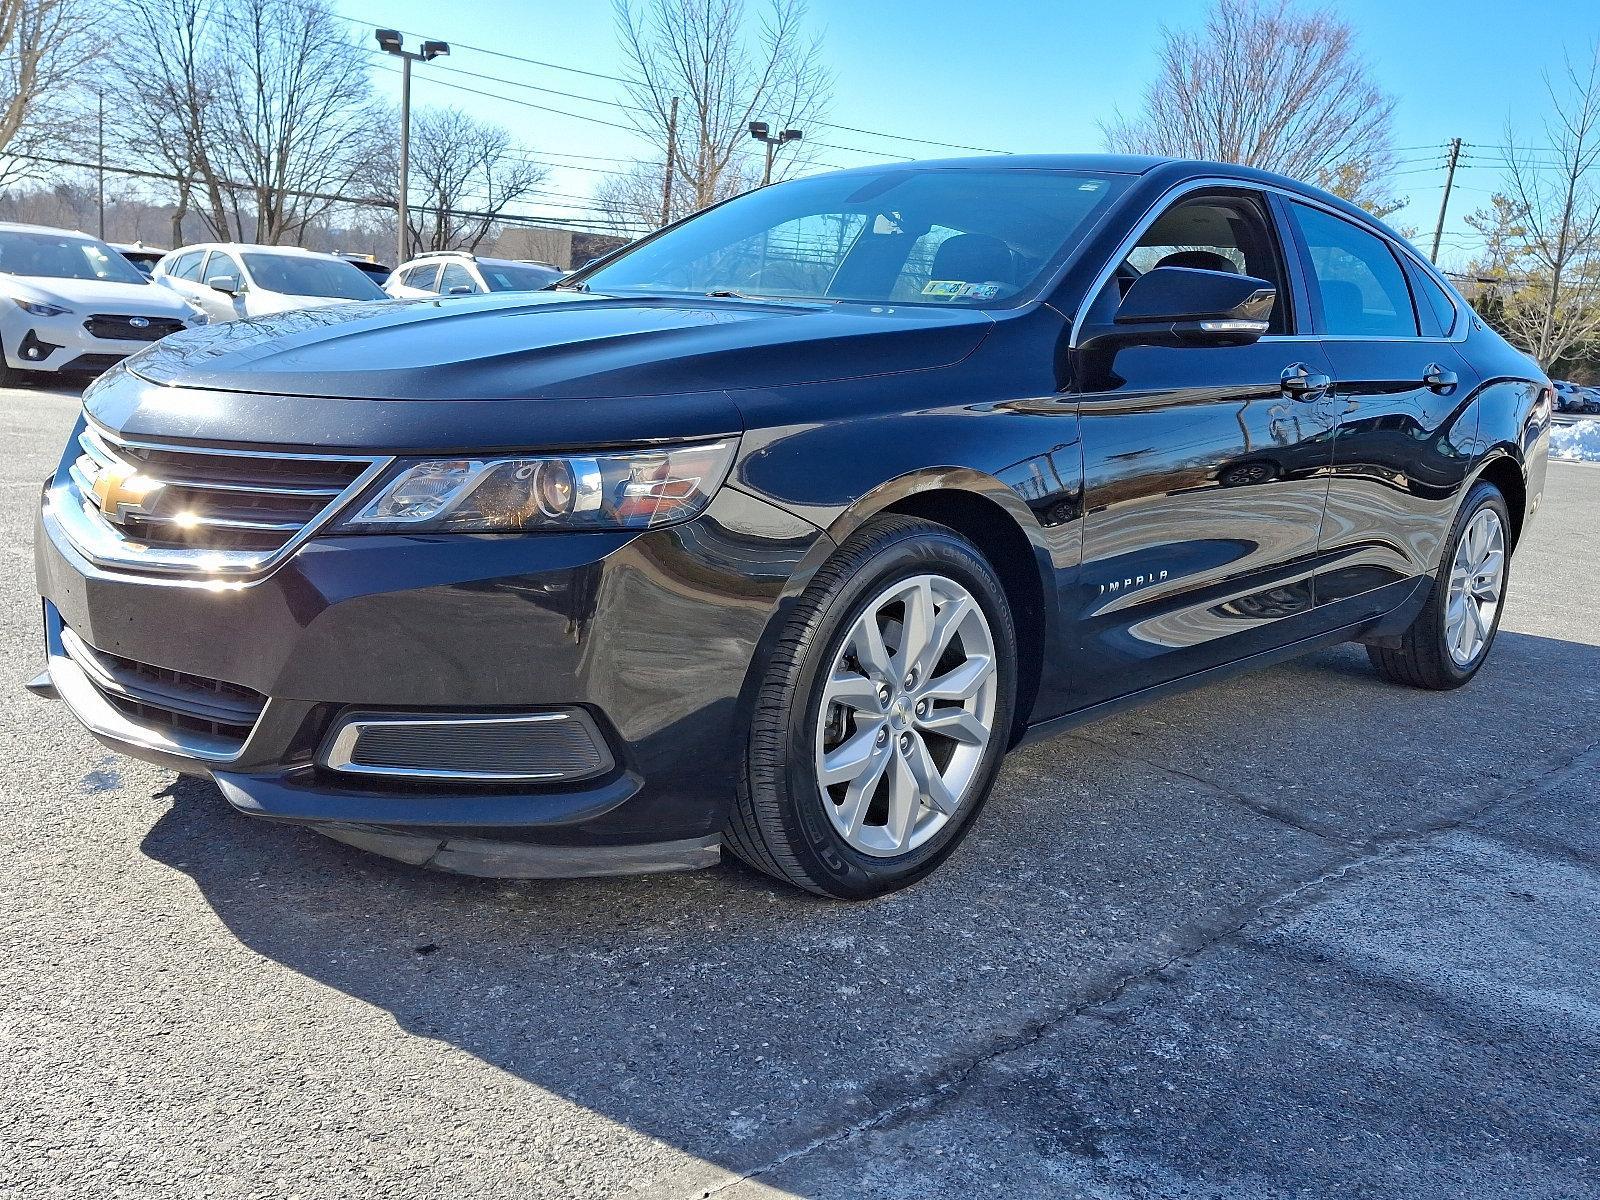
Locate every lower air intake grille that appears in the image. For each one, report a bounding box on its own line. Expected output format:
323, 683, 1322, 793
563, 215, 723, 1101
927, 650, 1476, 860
321, 711, 614, 783
59, 624, 266, 752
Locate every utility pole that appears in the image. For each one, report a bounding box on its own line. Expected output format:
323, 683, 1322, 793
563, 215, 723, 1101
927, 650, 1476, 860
96, 92, 105, 241
1430, 137, 1464, 263
375, 29, 449, 267
660, 95, 679, 228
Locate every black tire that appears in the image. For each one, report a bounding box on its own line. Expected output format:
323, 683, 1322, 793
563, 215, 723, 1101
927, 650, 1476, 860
1366, 480, 1511, 690
726, 515, 1018, 899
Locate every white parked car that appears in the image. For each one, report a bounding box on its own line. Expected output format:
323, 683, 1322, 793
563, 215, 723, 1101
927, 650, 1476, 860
0, 223, 203, 383
152, 243, 386, 322
384, 250, 562, 298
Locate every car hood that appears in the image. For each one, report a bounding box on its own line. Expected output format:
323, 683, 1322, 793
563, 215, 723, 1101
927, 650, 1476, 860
125, 290, 994, 400
2, 274, 193, 316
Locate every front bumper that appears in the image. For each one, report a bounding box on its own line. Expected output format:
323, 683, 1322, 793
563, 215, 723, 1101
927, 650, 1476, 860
34, 484, 828, 875
2, 308, 196, 374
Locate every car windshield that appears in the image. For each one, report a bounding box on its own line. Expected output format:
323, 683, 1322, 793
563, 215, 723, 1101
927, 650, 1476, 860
0, 230, 149, 285
480, 262, 561, 291
584, 168, 1131, 307
240, 253, 385, 300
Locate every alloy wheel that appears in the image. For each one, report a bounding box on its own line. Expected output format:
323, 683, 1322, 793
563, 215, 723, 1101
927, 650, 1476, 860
814, 573, 998, 857
1445, 506, 1505, 667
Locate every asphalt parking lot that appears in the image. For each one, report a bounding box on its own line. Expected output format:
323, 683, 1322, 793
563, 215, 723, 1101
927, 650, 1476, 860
3, 383, 1597, 1200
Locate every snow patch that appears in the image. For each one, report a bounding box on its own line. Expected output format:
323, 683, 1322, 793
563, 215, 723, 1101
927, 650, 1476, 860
1551, 420, 1600, 463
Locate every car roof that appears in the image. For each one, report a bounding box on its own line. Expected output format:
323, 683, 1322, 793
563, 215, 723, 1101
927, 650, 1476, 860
811, 153, 1405, 246
0, 221, 99, 240
165, 242, 343, 258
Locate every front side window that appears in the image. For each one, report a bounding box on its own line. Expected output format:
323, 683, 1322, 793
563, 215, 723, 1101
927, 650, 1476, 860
240, 253, 386, 300
0, 230, 148, 284
583, 168, 1131, 307
1289, 202, 1417, 337
437, 262, 478, 294
1116, 194, 1293, 334
202, 252, 240, 286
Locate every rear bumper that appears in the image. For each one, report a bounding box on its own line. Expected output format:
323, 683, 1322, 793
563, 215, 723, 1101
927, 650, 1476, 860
33, 483, 829, 873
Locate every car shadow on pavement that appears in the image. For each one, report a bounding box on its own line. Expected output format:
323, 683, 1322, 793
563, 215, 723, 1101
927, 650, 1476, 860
134, 629, 1600, 1192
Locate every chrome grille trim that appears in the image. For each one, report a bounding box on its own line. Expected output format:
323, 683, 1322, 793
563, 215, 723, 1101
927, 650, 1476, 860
48, 420, 391, 579
321, 711, 615, 783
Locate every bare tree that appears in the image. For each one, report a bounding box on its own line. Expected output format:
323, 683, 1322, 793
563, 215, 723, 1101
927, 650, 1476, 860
0, 0, 102, 187
100, 0, 379, 245
607, 0, 830, 231
209, 0, 381, 243
1101, 0, 1399, 214
360, 106, 550, 254
102, 0, 231, 245
1465, 44, 1600, 370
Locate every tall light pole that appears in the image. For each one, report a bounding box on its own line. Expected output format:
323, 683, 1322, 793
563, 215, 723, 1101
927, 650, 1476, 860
748, 121, 802, 186
375, 28, 449, 267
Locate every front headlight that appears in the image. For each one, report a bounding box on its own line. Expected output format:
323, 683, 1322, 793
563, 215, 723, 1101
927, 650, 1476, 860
12, 297, 71, 317
333, 440, 738, 533
181, 301, 210, 325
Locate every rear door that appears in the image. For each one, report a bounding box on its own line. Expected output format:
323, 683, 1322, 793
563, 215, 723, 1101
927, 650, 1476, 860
1281, 201, 1480, 615
1069, 188, 1339, 708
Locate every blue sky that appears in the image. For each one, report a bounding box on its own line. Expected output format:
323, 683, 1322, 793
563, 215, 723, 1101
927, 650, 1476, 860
334, 0, 1595, 271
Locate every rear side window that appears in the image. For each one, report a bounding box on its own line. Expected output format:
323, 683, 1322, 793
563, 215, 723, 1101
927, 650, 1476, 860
169, 250, 204, 281
1289, 202, 1417, 337
403, 263, 440, 291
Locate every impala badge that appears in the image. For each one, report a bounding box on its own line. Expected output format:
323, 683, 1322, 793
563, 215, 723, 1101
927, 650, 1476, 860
1097, 569, 1169, 597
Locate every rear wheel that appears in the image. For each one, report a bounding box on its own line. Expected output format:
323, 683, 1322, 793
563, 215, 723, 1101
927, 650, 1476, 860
1367, 480, 1510, 689
727, 515, 1017, 898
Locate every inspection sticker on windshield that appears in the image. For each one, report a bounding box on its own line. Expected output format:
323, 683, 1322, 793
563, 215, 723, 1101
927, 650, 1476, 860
921, 280, 965, 298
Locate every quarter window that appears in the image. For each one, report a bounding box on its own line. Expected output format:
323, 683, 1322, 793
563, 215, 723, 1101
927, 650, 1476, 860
1289, 203, 1418, 337
1408, 262, 1459, 337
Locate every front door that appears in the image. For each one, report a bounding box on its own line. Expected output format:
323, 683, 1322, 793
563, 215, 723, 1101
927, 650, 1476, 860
1069, 190, 1338, 710
1281, 200, 1481, 618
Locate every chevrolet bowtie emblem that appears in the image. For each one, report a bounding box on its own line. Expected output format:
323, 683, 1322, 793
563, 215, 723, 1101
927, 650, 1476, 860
91, 465, 164, 524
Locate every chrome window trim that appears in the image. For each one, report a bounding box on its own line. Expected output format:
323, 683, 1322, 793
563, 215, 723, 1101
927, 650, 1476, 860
1068, 175, 1469, 349
320, 710, 615, 783
46, 416, 392, 582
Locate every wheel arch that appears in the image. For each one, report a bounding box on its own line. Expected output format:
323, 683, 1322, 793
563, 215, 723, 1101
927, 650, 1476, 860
825, 469, 1058, 737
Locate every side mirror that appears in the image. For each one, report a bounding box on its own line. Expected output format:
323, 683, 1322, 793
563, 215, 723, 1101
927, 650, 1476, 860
446, 284, 474, 295
208, 275, 243, 296
1081, 266, 1274, 349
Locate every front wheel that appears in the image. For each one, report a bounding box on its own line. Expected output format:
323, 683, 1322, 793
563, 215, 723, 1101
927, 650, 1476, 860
1367, 480, 1510, 689
727, 515, 1017, 898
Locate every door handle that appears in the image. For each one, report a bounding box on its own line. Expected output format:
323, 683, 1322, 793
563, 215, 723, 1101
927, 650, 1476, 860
1281, 363, 1331, 400
1422, 363, 1458, 394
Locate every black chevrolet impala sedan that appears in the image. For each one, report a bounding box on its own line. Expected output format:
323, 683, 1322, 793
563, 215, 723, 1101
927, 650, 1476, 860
32, 155, 1550, 898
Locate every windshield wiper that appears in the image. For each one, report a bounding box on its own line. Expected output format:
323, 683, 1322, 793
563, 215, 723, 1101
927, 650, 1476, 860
704, 288, 758, 299
552, 280, 588, 292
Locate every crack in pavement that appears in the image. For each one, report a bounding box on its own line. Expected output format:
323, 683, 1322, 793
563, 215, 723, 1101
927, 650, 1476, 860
692, 736, 1600, 1198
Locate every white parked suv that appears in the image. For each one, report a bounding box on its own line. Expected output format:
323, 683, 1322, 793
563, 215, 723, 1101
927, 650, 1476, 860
384, 250, 562, 298
152, 243, 386, 323
0, 223, 203, 383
